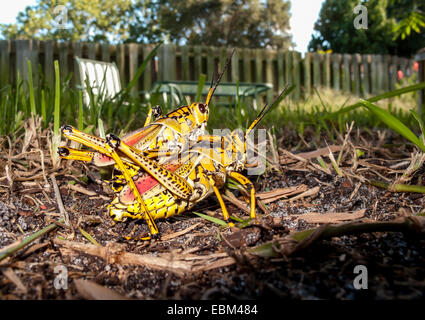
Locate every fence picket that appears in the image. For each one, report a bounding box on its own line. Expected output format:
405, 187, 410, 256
303, 52, 311, 97
313, 53, 321, 88
243, 49, 252, 83
361, 54, 370, 95
332, 54, 341, 91
342, 54, 350, 92
0, 40, 416, 101
0, 40, 10, 89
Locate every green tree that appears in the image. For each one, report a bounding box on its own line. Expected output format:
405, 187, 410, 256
122, 0, 293, 48
2, 0, 293, 49
308, 0, 425, 57
0, 0, 136, 42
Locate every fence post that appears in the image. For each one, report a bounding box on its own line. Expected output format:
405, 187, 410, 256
383, 55, 390, 92
389, 56, 398, 91
193, 45, 202, 79
277, 50, 285, 92
181, 46, 190, 80
293, 51, 301, 101
142, 44, 153, 91
128, 43, 139, 93
15, 40, 32, 82
0, 40, 10, 89
58, 41, 69, 82
361, 54, 370, 95
303, 52, 311, 97
72, 42, 82, 86
265, 49, 274, 102
323, 53, 330, 88
285, 51, 292, 91
101, 43, 110, 62
116, 43, 126, 87
342, 54, 351, 92
207, 46, 215, 82
332, 54, 341, 91
243, 48, 252, 83
87, 42, 96, 60
352, 53, 360, 96
312, 53, 321, 89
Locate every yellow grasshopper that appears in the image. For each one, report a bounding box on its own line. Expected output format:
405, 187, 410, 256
58, 49, 234, 168
59, 86, 288, 240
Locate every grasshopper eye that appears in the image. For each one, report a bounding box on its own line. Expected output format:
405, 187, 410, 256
198, 103, 206, 113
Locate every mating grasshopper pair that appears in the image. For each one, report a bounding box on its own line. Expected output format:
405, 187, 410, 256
59, 62, 287, 240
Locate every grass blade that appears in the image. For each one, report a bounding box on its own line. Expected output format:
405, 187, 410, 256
79, 227, 101, 246
361, 100, 425, 152
195, 73, 206, 102
193, 212, 228, 227
27, 60, 36, 115
78, 90, 84, 131
328, 82, 425, 118
54, 60, 60, 136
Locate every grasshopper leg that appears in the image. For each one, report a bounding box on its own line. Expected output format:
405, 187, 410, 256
106, 133, 194, 200
229, 171, 256, 219
105, 137, 160, 239
207, 175, 235, 227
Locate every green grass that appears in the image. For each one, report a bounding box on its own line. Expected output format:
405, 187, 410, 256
0, 53, 424, 147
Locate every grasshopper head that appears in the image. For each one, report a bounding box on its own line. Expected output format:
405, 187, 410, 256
190, 102, 209, 129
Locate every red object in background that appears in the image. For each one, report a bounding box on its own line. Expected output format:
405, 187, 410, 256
413, 61, 419, 72
397, 70, 404, 80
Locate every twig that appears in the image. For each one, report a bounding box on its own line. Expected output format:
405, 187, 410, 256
50, 173, 70, 226
249, 216, 425, 258
0, 219, 63, 262
369, 180, 425, 194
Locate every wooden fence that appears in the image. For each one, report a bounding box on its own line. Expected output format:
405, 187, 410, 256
0, 40, 416, 101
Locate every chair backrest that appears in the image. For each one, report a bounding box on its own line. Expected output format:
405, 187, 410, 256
75, 57, 122, 106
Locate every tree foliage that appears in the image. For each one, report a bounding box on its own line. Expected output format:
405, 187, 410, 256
129, 0, 292, 49
0, 0, 135, 42
308, 0, 425, 57
1, 0, 293, 49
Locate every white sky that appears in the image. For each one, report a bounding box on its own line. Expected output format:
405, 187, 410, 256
0, 0, 325, 52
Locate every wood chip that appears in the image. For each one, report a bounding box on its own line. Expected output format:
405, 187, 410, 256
280, 145, 342, 164
294, 209, 366, 224
296, 145, 342, 160
23, 242, 49, 256
257, 185, 308, 204
161, 223, 201, 241
74, 279, 128, 300
53, 239, 237, 276
192, 257, 236, 272
2, 268, 27, 294
68, 183, 97, 196
281, 186, 320, 202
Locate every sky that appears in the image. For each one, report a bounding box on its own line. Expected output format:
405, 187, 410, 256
0, 0, 325, 53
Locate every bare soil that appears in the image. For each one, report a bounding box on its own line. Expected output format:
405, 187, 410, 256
0, 125, 424, 300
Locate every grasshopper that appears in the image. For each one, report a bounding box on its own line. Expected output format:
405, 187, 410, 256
59, 85, 288, 240
58, 49, 234, 167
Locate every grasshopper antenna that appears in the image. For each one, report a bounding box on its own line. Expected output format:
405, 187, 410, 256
246, 84, 291, 135
205, 48, 235, 106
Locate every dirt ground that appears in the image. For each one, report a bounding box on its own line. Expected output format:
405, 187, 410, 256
0, 123, 424, 300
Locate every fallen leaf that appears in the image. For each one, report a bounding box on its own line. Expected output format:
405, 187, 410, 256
74, 279, 128, 300
257, 185, 307, 204
294, 209, 366, 224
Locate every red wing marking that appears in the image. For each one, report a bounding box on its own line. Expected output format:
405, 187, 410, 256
119, 163, 180, 203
